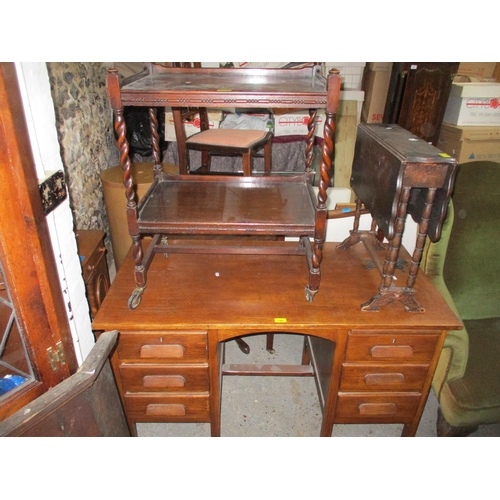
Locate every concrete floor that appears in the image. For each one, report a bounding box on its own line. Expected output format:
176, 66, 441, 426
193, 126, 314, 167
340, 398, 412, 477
137, 333, 500, 438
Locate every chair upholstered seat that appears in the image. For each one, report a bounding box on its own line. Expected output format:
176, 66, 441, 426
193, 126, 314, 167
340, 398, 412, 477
186, 129, 268, 149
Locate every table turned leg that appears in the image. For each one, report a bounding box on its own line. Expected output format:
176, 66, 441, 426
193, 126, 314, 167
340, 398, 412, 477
361, 187, 424, 312
406, 188, 437, 290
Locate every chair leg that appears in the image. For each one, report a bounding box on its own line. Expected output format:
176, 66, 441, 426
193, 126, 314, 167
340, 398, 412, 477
200, 150, 210, 173
266, 334, 275, 354
436, 406, 478, 437
242, 151, 252, 176
235, 337, 250, 354
264, 138, 272, 175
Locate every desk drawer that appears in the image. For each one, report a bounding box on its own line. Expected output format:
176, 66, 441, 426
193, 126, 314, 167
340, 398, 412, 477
339, 364, 429, 392
125, 393, 210, 422
118, 331, 208, 362
345, 331, 439, 363
119, 364, 209, 393
335, 393, 421, 423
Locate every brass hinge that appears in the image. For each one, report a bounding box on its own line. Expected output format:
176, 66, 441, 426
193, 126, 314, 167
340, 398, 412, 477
47, 341, 67, 371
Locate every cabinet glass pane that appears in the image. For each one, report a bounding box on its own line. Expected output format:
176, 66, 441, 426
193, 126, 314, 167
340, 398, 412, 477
0, 263, 35, 399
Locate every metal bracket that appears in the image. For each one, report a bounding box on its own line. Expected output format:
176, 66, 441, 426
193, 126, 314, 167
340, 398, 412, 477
47, 341, 67, 371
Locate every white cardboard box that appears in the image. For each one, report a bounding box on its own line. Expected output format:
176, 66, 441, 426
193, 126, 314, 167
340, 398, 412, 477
273, 110, 326, 137
443, 82, 500, 126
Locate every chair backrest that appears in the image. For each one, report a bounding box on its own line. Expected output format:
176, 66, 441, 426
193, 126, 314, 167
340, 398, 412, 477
166, 62, 210, 130
442, 161, 500, 320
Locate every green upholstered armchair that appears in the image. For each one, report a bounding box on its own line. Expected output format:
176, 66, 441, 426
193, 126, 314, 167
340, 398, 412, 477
421, 160, 500, 437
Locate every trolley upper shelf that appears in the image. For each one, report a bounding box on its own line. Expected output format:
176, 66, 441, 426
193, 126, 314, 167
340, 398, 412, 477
116, 64, 331, 109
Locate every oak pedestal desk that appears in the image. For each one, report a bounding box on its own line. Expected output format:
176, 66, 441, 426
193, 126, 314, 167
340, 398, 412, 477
92, 242, 461, 437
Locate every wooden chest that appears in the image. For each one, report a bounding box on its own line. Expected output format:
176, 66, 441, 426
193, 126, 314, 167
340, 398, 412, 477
76, 230, 110, 319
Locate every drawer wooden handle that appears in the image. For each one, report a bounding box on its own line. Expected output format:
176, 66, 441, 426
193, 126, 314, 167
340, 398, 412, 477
364, 373, 405, 386
370, 345, 413, 359
146, 404, 186, 417
140, 344, 185, 358
143, 375, 186, 388
358, 403, 398, 415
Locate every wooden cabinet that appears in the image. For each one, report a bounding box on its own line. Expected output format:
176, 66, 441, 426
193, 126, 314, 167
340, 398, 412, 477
383, 62, 459, 145
76, 230, 110, 319
92, 242, 461, 437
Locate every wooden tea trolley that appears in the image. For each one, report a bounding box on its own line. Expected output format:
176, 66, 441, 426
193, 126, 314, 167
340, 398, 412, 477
106, 64, 341, 309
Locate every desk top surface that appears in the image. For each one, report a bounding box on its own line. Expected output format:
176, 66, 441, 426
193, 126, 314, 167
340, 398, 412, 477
92, 242, 461, 333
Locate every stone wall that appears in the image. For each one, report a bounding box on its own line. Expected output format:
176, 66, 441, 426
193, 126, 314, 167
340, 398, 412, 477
46, 62, 119, 272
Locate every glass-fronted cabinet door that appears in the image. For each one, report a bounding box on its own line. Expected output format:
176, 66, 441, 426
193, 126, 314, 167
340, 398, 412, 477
0, 62, 78, 421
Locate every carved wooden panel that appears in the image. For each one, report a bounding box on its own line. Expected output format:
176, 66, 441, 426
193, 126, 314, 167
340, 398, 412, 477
383, 62, 459, 145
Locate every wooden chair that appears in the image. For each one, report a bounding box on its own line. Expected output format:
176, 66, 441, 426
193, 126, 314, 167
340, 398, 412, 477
186, 128, 273, 176
0, 330, 130, 437
168, 63, 273, 176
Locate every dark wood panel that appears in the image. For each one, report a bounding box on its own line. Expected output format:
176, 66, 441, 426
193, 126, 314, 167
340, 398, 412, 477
384, 62, 459, 145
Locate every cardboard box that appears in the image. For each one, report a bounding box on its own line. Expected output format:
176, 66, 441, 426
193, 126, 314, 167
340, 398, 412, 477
494, 63, 500, 83
437, 122, 500, 163
164, 111, 222, 141
457, 62, 497, 79
273, 110, 326, 137
366, 62, 392, 72
443, 82, 500, 126
361, 63, 393, 124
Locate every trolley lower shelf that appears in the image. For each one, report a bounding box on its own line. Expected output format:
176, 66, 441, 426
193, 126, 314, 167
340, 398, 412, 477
126, 173, 325, 309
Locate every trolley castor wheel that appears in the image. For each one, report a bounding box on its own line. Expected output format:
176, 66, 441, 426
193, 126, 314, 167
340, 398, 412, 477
128, 287, 145, 310
305, 286, 317, 303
